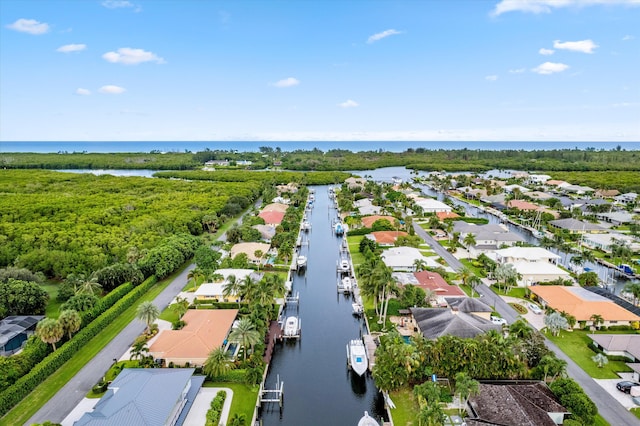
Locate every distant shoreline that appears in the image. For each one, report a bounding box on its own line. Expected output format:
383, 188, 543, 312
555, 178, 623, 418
1, 140, 639, 154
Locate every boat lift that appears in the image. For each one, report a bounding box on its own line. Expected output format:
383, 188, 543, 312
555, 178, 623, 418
259, 374, 284, 408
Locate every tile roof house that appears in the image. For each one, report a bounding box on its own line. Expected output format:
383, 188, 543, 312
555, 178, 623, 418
595, 189, 620, 199
74, 368, 204, 426
529, 286, 640, 327
149, 309, 238, 366
548, 218, 606, 233
345, 177, 367, 190
253, 224, 276, 241
230, 242, 271, 263
258, 210, 285, 225
366, 231, 408, 246
361, 215, 396, 228
0, 315, 44, 356
409, 303, 500, 339
466, 382, 569, 426
507, 200, 540, 211
261, 202, 289, 213
413, 271, 465, 305
436, 211, 460, 220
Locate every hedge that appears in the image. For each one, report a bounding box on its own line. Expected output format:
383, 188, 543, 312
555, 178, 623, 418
0, 276, 158, 417
205, 390, 227, 426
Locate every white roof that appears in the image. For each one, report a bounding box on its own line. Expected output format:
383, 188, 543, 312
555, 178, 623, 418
504, 184, 531, 193
414, 198, 452, 211
381, 246, 425, 268
495, 247, 560, 261
213, 268, 256, 281
194, 283, 226, 297
511, 261, 570, 276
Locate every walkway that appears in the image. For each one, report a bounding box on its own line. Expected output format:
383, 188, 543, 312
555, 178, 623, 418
27, 203, 260, 425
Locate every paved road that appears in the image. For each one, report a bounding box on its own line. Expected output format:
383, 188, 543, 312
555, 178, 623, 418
27, 201, 260, 425
413, 224, 640, 425
27, 262, 197, 425
412, 222, 463, 271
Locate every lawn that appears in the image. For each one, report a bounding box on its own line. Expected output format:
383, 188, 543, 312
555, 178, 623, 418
347, 235, 366, 267
389, 387, 419, 425
1, 265, 186, 426
459, 259, 487, 278
41, 282, 63, 319
547, 330, 633, 379
491, 286, 529, 300
205, 381, 259, 425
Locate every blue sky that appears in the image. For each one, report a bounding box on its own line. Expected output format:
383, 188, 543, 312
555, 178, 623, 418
1, 0, 639, 142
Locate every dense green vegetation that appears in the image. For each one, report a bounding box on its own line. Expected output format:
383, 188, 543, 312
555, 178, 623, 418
0, 152, 200, 170
549, 171, 640, 193
154, 169, 351, 185
0, 170, 261, 278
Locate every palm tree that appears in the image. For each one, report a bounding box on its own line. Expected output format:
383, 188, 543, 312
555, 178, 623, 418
229, 414, 247, 426
203, 347, 235, 379
590, 314, 604, 330
264, 273, 286, 297
413, 259, 428, 272
35, 318, 64, 351
467, 275, 482, 298
592, 353, 609, 368
454, 372, 479, 416
136, 301, 160, 333
544, 312, 568, 336
508, 319, 533, 339
187, 268, 205, 291
624, 282, 640, 306
463, 233, 476, 250
171, 296, 190, 320
57, 309, 81, 339
130, 339, 150, 362
75, 275, 102, 296
254, 250, 264, 271
493, 263, 520, 293
222, 274, 243, 306
228, 317, 262, 361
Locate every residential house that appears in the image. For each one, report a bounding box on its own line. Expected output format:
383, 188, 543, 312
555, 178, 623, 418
261, 202, 289, 213
205, 160, 230, 167
275, 183, 298, 194
230, 242, 271, 264
445, 297, 493, 321
258, 210, 285, 226
366, 231, 408, 246
583, 232, 640, 253
413, 271, 466, 305
493, 247, 569, 286
0, 315, 44, 356
452, 221, 524, 256
526, 174, 552, 185
74, 368, 204, 426
345, 177, 367, 191
526, 191, 555, 201
361, 215, 396, 229
615, 193, 638, 205
436, 211, 460, 221
413, 197, 452, 213
354, 198, 383, 216
507, 199, 540, 212
595, 189, 620, 199
548, 218, 606, 234
560, 184, 594, 195
596, 211, 635, 226
503, 184, 531, 194
529, 286, 640, 328
466, 382, 569, 426
545, 180, 567, 188
409, 298, 500, 339
588, 334, 640, 381
149, 309, 238, 366
195, 269, 262, 302
381, 246, 427, 272
253, 224, 276, 241
270, 196, 290, 205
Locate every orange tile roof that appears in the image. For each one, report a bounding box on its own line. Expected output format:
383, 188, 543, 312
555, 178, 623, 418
261, 203, 289, 212
258, 210, 285, 225
529, 286, 640, 321
507, 200, 540, 211
546, 180, 566, 186
370, 231, 407, 245
413, 271, 466, 297
436, 211, 461, 220
361, 215, 396, 228
149, 309, 238, 361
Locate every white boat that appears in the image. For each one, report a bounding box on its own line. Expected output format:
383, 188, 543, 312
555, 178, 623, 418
296, 255, 307, 269
347, 339, 368, 376
335, 222, 345, 235
302, 221, 311, 231
358, 411, 379, 426
342, 276, 352, 292
283, 316, 299, 337
340, 259, 350, 272
352, 303, 364, 316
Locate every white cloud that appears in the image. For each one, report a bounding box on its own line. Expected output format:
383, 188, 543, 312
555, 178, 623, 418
102, 48, 165, 65
532, 62, 570, 74
57, 44, 86, 53
367, 29, 402, 44
553, 39, 598, 53
492, 0, 640, 16
102, 0, 133, 8
485, 75, 498, 81
271, 77, 300, 88
539, 48, 555, 55
622, 35, 634, 41
75, 88, 91, 96
6, 18, 49, 35
338, 99, 359, 108
509, 68, 526, 73
98, 85, 126, 94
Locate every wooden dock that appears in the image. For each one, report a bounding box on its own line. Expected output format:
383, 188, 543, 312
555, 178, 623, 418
263, 321, 281, 364
363, 334, 378, 371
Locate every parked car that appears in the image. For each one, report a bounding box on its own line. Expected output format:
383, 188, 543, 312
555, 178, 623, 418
528, 302, 543, 315
491, 315, 507, 325
616, 381, 640, 394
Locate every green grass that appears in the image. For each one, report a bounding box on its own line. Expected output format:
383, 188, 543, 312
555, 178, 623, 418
41, 282, 63, 319
1, 266, 187, 426
389, 387, 419, 426
205, 381, 259, 426
631, 408, 640, 420
459, 259, 487, 278
347, 235, 366, 267
595, 414, 611, 426
547, 330, 633, 379
159, 305, 180, 323
492, 286, 529, 299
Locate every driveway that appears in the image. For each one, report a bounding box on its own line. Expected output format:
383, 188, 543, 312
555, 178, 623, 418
595, 373, 638, 410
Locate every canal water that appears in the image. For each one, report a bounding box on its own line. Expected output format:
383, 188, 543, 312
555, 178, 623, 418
260, 185, 386, 426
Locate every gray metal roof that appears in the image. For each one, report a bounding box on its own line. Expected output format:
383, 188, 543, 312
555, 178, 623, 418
410, 308, 501, 339
0, 315, 44, 346
74, 368, 197, 426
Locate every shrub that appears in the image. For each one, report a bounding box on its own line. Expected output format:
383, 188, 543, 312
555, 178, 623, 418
205, 390, 227, 426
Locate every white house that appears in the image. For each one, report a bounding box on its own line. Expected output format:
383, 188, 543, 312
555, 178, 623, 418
503, 184, 530, 194
413, 197, 452, 214
615, 193, 638, 205
583, 233, 640, 253
527, 174, 552, 185
381, 247, 427, 272
493, 247, 569, 286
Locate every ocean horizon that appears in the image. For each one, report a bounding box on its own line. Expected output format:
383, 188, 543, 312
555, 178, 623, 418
1, 141, 638, 153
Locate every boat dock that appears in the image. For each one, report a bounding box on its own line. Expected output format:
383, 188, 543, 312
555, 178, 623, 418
363, 334, 377, 372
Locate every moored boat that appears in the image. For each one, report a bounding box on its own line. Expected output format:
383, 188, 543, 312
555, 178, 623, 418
347, 339, 368, 376
283, 316, 300, 337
